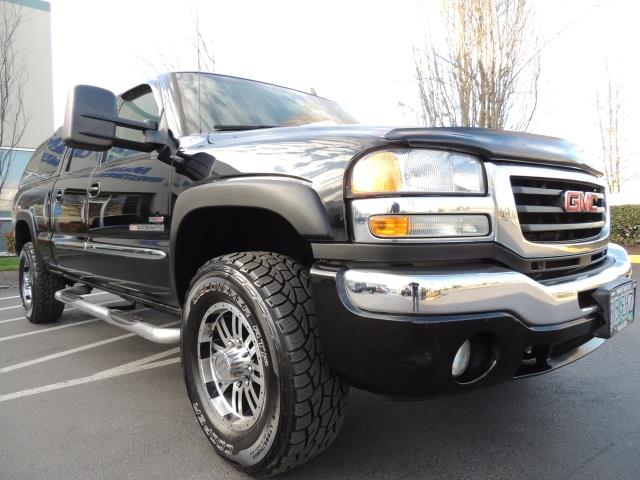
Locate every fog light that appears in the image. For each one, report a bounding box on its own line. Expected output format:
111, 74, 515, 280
452, 339, 471, 378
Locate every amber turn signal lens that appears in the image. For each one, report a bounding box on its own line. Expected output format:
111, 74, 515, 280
350, 151, 403, 194
369, 214, 490, 238
369, 215, 411, 237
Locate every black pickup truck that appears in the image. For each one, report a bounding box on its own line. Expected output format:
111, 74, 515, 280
12, 72, 635, 476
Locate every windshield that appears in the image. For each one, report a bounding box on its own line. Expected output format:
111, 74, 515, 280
175, 72, 358, 134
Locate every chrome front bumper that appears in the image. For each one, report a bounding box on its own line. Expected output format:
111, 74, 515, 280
330, 243, 631, 326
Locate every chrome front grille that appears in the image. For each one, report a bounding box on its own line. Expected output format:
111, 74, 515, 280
510, 176, 606, 243
489, 163, 609, 263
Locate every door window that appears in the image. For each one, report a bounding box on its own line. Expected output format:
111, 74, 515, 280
104, 86, 160, 164
21, 133, 66, 184
40, 136, 66, 174
66, 149, 100, 175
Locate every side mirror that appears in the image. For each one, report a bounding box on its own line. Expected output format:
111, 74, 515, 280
62, 84, 166, 152
62, 85, 117, 151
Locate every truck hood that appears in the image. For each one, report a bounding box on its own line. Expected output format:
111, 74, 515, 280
199, 124, 598, 175
385, 127, 600, 174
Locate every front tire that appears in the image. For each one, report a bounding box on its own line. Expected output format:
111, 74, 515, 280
19, 242, 65, 323
181, 252, 348, 476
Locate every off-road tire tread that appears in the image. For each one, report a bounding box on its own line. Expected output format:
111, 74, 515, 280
21, 242, 65, 324
192, 252, 348, 476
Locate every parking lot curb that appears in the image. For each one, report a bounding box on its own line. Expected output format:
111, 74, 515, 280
630, 255, 640, 264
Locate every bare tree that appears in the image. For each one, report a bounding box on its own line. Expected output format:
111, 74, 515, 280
596, 73, 622, 193
193, 9, 216, 73
414, 0, 540, 131
140, 1, 215, 74
0, 0, 28, 196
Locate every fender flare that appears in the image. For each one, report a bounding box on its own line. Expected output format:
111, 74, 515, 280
169, 175, 334, 264
14, 210, 39, 255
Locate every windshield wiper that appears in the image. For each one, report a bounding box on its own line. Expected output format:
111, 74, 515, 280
213, 125, 279, 132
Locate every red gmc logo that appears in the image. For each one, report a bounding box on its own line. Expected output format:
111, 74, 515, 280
563, 191, 600, 213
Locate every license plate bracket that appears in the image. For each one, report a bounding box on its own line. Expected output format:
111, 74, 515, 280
593, 278, 636, 338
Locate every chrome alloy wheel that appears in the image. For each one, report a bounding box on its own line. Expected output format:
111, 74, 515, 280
20, 254, 33, 312
197, 301, 266, 431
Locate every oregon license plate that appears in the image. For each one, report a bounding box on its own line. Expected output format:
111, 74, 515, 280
608, 281, 636, 336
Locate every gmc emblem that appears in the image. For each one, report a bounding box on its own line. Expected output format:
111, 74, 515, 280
563, 191, 600, 213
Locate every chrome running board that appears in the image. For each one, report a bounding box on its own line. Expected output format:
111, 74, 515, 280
54, 286, 180, 345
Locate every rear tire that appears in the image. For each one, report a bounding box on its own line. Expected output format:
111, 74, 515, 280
19, 242, 65, 324
181, 252, 348, 476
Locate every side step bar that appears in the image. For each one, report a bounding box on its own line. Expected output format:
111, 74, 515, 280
55, 286, 181, 345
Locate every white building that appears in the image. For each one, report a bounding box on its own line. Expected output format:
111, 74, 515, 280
0, 0, 53, 249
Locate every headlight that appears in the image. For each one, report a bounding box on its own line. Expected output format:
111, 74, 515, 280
350, 149, 485, 195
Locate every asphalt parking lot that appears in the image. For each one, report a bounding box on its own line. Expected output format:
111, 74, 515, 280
0, 270, 639, 480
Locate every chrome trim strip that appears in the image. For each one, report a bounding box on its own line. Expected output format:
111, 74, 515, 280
85, 242, 167, 259
521, 220, 606, 232
51, 239, 167, 259
351, 196, 495, 243
338, 243, 631, 326
52, 239, 86, 251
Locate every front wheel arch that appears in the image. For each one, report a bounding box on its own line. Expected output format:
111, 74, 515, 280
14, 215, 35, 255
172, 206, 315, 306
169, 177, 334, 305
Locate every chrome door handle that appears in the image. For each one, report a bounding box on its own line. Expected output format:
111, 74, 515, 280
88, 182, 101, 198
54, 189, 64, 203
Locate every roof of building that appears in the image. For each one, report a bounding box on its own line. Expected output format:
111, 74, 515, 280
4, 0, 50, 13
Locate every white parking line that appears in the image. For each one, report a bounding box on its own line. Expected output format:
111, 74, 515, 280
0, 318, 176, 374
0, 303, 151, 341
100, 347, 180, 374
0, 295, 20, 301
0, 303, 29, 312
0, 319, 100, 342
0, 291, 111, 311
0, 299, 127, 325
0, 315, 31, 325
1, 332, 137, 373
0, 352, 180, 403
0, 293, 112, 302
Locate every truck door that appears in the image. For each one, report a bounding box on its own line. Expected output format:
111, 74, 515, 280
50, 148, 100, 276
84, 85, 174, 305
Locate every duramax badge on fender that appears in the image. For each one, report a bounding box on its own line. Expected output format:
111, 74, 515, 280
12, 72, 635, 476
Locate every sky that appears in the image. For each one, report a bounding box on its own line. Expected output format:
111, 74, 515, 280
48, 0, 639, 201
